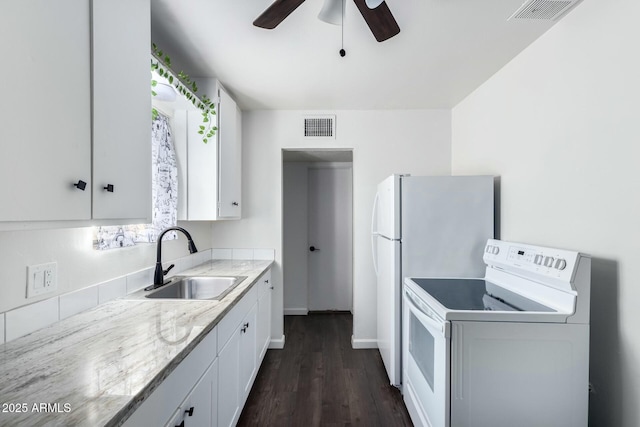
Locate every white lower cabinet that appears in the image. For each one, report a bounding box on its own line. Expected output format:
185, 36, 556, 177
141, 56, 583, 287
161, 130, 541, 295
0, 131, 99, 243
239, 303, 258, 402
257, 270, 273, 363
124, 268, 271, 427
217, 285, 259, 427
218, 326, 242, 427
168, 358, 218, 427
123, 327, 218, 427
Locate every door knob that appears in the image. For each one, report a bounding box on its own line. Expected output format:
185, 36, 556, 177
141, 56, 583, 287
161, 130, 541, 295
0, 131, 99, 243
309, 246, 319, 252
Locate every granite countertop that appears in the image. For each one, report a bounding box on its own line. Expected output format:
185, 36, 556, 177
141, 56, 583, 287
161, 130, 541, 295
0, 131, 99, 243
0, 259, 273, 427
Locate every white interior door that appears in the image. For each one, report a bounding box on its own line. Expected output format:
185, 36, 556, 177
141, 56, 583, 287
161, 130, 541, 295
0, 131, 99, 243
307, 166, 353, 311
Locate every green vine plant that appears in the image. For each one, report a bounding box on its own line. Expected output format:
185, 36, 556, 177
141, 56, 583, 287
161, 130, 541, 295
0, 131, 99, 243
150, 43, 217, 143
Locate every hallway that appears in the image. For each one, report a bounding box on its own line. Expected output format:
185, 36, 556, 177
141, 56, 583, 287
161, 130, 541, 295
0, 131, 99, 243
238, 313, 412, 426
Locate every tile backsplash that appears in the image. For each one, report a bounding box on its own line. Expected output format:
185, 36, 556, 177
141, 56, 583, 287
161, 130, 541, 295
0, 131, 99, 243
5, 297, 59, 342
98, 277, 128, 305
59, 286, 99, 320
0, 248, 274, 344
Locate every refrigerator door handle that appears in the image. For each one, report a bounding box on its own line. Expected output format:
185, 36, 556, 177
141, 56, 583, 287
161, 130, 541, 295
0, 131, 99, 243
371, 192, 380, 275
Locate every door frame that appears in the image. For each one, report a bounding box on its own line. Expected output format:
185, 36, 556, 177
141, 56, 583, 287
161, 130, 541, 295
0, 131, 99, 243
281, 149, 354, 315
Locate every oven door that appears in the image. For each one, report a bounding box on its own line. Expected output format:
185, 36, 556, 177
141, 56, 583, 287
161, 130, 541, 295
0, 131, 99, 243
403, 286, 451, 427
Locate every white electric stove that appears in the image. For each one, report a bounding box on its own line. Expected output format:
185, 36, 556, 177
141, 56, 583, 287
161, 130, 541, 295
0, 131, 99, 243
402, 238, 590, 427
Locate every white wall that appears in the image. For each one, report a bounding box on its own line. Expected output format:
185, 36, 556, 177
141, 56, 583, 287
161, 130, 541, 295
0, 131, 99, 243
451, 0, 640, 425
282, 162, 309, 314
0, 221, 212, 313
211, 110, 451, 345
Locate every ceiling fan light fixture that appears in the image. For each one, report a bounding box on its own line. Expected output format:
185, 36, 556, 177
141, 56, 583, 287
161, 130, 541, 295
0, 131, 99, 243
318, 0, 344, 25
364, 0, 384, 9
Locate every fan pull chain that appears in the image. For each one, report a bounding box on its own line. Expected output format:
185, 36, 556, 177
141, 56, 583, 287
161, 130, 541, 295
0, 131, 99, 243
339, 0, 346, 57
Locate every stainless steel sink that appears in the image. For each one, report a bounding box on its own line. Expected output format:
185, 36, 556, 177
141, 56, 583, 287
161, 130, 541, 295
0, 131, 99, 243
145, 275, 247, 300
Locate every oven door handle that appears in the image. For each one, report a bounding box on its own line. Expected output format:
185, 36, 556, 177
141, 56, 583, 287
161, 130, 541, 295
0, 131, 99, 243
404, 289, 449, 338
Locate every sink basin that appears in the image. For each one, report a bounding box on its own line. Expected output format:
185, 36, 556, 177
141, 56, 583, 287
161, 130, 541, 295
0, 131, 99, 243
145, 276, 247, 300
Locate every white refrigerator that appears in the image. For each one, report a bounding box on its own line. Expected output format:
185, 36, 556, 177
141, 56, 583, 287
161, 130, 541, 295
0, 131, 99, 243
372, 174, 495, 387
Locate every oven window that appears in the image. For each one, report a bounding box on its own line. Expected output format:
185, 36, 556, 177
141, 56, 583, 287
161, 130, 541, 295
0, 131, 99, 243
409, 312, 435, 391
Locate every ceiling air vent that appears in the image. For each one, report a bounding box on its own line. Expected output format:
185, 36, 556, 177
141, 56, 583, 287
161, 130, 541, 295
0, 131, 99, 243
304, 115, 336, 139
508, 0, 582, 21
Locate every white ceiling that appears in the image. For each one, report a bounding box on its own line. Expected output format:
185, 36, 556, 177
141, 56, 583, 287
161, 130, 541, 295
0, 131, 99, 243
150, 0, 560, 111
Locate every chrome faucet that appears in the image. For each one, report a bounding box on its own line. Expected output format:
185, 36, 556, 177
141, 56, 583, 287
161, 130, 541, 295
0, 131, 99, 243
153, 226, 198, 287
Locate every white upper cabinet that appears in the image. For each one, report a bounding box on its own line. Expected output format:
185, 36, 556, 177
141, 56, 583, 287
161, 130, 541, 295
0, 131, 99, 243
0, 0, 151, 227
186, 108, 218, 220
91, 0, 151, 220
183, 81, 242, 221
0, 0, 92, 222
217, 87, 242, 219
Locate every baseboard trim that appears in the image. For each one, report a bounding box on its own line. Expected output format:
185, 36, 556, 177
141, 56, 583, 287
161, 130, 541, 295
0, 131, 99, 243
284, 308, 308, 315
269, 334, 285, 349
351, 336, 378, 349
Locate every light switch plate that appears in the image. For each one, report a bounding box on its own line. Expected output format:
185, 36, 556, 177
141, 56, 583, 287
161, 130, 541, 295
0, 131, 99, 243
27, 262, 58, 298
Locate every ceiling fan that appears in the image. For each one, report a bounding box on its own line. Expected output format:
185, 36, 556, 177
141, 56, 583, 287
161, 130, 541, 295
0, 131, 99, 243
253, 0, 400, 42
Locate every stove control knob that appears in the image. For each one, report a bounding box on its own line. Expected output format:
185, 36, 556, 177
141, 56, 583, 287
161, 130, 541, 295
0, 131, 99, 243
554, 258, 567, 270
491, 246, 500, 255
534, 254, 544, 265
485, 245, 492, 253
543, 256, 554, 267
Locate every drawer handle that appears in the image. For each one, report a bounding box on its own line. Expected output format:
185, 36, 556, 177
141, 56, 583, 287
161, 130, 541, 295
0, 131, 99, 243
232, 201, 239, 206
185, 406, 194, 417
73, 180, 87, 191
103, 184, 115, 192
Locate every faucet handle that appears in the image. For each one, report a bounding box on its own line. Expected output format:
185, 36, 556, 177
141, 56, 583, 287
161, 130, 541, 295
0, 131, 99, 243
163, 264, 175, 276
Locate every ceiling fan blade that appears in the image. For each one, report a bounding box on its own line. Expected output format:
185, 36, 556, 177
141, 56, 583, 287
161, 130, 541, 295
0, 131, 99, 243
253, 0, 307, 29
352, 0, 400, 42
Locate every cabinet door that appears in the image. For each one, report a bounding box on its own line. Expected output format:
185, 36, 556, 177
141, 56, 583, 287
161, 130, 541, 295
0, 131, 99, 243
187, 109, 218, 220
0, 0, 91, 222
218, 327, 241, 427
257, 271, 272, 363
91, 0, 151, 220
181, 359, 215, 427
239, 303, 258, 403
217, 86, 241, 218
211, 358, 219, 427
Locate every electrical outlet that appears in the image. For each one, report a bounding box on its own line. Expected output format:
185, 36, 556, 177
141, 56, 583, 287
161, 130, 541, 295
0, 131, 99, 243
27, 262, 58, 298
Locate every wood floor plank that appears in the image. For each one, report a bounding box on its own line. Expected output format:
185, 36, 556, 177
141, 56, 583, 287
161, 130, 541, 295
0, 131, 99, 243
238, 313, 413, 426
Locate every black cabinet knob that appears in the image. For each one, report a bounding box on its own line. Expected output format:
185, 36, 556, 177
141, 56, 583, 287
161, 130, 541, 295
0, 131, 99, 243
185, 407, 194, 417
232, 201, 239, 206
175, 421, 184, 427
309, 246, 318, 252
74, 180, 87, 191
103, 184, 114, 192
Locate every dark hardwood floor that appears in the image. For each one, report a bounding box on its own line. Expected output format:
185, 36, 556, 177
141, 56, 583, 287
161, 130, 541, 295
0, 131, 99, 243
238, 313, 413, 426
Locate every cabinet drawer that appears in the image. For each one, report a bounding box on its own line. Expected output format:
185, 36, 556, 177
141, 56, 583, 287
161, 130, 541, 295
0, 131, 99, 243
217, 285, 258, 350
